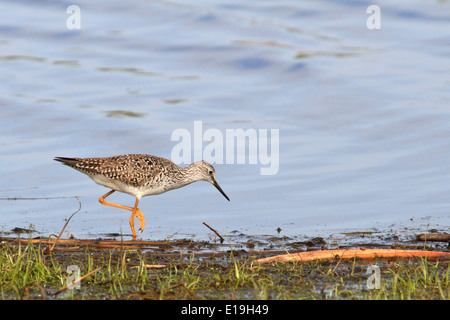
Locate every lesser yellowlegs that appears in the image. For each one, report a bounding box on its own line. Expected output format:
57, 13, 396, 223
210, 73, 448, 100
54, 154, 230, 239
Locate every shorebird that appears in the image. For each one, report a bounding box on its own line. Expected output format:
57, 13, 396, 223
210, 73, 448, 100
54, 154, 230, 239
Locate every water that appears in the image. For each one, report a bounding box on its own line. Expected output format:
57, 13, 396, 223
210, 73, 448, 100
1, 0, 449, 241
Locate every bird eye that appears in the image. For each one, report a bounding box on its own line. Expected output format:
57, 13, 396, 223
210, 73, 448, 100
208, 170, 213, 175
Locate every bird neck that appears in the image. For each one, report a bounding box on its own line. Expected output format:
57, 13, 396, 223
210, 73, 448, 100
179, 162, 203, 185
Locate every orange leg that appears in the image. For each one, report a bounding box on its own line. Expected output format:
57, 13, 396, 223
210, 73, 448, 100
98, 190, 146, 239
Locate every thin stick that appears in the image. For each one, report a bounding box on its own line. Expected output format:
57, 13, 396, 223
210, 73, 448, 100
8, 238, 209, 247
49, 196, 81, 252
53, 267, 102, 296
33, 283, 46, 300
416, 233, 450, 242
255, 248, 450, 265
142, 264, 168, 269
164, 283, 196, 299
0, 196, 78, 200
203, 222, 224, 244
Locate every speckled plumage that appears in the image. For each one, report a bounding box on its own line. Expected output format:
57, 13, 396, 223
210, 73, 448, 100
54, 154, 230, 239
55, 155, 183, 197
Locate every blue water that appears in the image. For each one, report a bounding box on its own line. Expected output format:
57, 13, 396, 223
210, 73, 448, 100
1, 0, 449, 241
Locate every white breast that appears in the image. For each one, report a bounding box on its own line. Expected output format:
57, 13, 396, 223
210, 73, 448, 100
90, 174, 167, 199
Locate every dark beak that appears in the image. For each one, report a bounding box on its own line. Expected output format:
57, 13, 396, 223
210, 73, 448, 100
212, 179, 230, 201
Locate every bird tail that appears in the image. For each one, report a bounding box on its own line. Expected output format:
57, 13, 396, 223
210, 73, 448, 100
54, 157, 80, 167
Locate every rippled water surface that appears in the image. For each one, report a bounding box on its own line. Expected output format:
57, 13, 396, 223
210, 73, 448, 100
1, 0, 449, 241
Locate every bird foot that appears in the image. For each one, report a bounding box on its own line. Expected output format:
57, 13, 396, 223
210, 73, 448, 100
135, 208, 145, 232
129, 208, 145, 240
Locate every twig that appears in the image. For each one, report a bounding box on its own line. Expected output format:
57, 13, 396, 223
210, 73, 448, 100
164, 283, 196, 299
141, 264, 168, 269
8, 238, 191, 247
202, 222, 224, 244
53, 267, 101, 296
416, 233, 450, 242
47, 196, 81, 253
33, 283, 46, 300
423, 223, 429, 250
0, 196, 78, 200
255, 248, 450, 265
